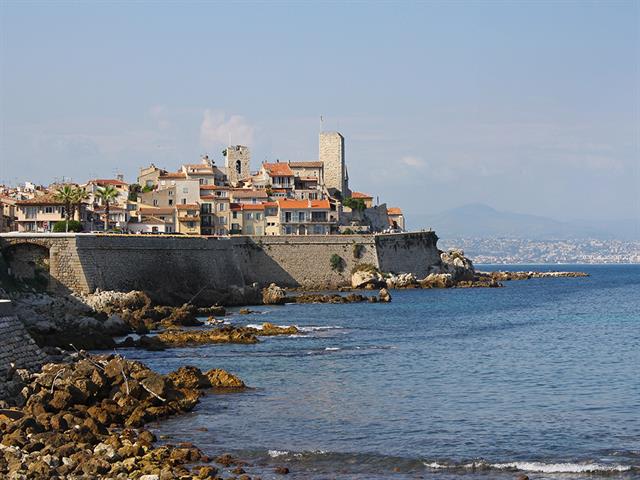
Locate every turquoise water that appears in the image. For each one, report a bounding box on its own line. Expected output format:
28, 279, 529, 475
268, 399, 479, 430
122, 265, 640, 479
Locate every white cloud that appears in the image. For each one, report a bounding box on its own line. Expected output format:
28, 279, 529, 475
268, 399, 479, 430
199, 110, 254, 149
401, 155, 426, 168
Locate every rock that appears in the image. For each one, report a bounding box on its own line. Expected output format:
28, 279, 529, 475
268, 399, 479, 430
385, 272, 417, 289
168, 366, 210, 390
205, 369, 246, 388
197, 465, 219, 478
215, 453, 237, 466
515, 475, 529, 480
262, 283, 287, 305
351, 266, 385, 289
274, 466, 290, 474
293, 293, 369, 304
438, 249, 475, 281
251, 322, 299, 336
239, 308, 253, 314
419, 273, 454, 289
378, 288, 392, 303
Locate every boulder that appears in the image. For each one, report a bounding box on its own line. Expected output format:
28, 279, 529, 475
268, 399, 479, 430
420, 273, 454, 288
351, 268, 385, 289
378, 288, 392, 303
385, 273, 417, 289
205, 369, 245, 388
439, 249, 475, 281
262, 283, 287, 305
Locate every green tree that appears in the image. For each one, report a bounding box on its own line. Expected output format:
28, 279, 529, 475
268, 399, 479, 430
53, 220, 82, 233
53, 184, 76, 232
128, 183, 142, 201
343, 197, 366, 211
95, 185, 119, 232
70, 187, 89, 222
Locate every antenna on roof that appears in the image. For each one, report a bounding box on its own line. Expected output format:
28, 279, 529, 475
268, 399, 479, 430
320, 115, 324, 133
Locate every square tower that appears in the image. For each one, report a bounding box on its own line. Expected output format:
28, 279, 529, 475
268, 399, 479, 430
225, 145, 251, 186
319, 132, 348, 195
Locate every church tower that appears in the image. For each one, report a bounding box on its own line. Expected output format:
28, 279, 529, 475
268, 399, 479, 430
319, 131, 348, 196
225, 145, 251, 186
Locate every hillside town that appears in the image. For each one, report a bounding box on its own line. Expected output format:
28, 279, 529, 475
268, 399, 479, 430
0, 132, 405, 236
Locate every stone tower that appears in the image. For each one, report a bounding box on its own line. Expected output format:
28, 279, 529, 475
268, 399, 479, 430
319, 132, 348, 195
225, 145, 251, 186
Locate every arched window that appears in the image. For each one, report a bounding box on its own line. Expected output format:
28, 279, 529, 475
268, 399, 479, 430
235, 160, 242, 174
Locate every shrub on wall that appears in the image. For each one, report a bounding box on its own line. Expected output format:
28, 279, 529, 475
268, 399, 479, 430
351, 262, 379, 275
53, 220, 83, 233
352, 244, 365, 259
330, 254, 345, 273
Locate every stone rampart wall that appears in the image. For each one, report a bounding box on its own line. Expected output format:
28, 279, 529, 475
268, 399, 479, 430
0, 232, 441, 302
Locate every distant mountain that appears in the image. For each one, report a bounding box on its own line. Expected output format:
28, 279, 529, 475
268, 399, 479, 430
409, 204, 640, 240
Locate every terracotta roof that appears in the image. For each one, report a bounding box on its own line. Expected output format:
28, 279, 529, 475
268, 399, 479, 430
176, 203, 199, 210
262, 162, 294, 176
242, 204, 265, 211
263, 201, 278, 207
277, 199, 330, 210
159, 172, 187, 179
289, 161, 323, 168
138, 207, 175, 215
200, 194, 230, 201
88, 179, 128, 186
230, 190, 268, 199
135, 216, 165, 225
351, 191, 373, 199
387, 207, 403, 215
15, 193, 64, 206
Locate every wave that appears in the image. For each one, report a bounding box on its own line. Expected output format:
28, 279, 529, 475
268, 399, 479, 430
298, 325, 344, 332
425, 459, 636, 474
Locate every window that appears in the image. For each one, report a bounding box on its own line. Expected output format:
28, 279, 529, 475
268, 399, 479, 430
232, 211, 238, 219
298, 211, 305, 222
168, 199, 173, 206
183, 187, 189, 194
284, 212, 292, 223
201, 203, 211, 214
245, 212, 253, 220
199, 179, 205, 185
285, 225, 292, 234
255, 213, 262, 220
153, 199, 158, 206
218, 203, 225, 211
44, 206, 54, 214
235, 160, 242, 174
182, 199, 186, 205
167, 226, 173, 233
187, 222, 195, 228
160, 181, 166, 186
168, 190, 173, 196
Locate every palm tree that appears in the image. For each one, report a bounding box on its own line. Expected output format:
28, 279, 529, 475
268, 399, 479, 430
71, 187, 89, 222
53, 185, 75, 232
95, 185, 119, 232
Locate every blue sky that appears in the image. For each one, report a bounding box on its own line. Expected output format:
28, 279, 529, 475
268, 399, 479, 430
1, 1, 638, 223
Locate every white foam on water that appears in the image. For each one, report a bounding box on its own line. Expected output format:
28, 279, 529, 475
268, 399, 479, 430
324, 347, 341, 351
424, 460, 634, 474
298, 325, 344, 332
492, 461, 633, 473
268, 450, 289, 458
245, 324, 291, 330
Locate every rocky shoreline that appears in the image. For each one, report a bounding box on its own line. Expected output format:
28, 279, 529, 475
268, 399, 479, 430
0, 353, 270, 479
0, 249, 590, 479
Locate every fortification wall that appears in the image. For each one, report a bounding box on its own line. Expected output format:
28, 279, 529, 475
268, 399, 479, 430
0, 232, 440, 303
0, 301, 48, 399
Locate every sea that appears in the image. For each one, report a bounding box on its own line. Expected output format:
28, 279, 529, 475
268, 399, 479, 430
119, 265, 640, 479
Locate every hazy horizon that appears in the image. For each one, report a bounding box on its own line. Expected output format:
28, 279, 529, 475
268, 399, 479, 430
1, 2, 638, 222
